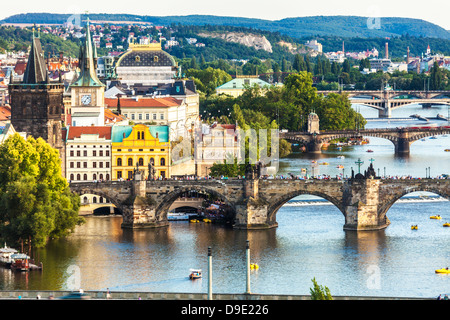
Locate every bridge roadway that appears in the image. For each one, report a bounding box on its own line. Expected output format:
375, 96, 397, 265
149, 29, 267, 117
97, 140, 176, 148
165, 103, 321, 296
69, 174, 450, 232
280, 126, 450, 154
316, 90, 450, 118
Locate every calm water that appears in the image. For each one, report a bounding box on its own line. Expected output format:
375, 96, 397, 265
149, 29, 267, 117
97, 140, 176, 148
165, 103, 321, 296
0, 104, 448, 298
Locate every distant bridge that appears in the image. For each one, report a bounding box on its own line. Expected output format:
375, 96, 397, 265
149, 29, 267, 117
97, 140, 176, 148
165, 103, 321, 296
317, 90, 450, 118
281, 126, 450, 154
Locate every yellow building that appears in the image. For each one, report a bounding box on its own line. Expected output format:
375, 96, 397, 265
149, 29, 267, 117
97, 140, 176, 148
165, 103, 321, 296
111, 124, 170, 180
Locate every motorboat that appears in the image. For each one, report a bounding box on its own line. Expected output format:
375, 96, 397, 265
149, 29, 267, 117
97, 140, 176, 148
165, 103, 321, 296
435, 268, 450, 274
10, 253, 30, 271
443, 222, 450, 227
0, 243, 18, 267
445, 149, 450, 152
336, 165, 344, 169
367, 149, 374, 153
430, 215, 442, 219
189, 269, 202, 279
203, 218, 212, 223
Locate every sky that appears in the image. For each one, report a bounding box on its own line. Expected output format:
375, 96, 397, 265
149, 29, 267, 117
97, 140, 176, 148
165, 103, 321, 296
1, 0, 449, 30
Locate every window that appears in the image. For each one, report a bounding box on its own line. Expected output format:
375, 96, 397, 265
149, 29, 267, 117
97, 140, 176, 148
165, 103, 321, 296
83, 174, 88, 181
93, 162, 97, 168
76, 150, 80, 157
99, 162, 103, 168
93, 174, 97, 181
106, 162, 110, 168
93, 150, 97, 157
76, 174, 81, 180
117, 171, 122, 179
138, 158, 144, 166
117, 158, 122, 166
99, 174, 103, 181
146, 114, 150, 120
160, 158, 166, 166
70, 150, 74, 157
153, 114, 157, 120
77, 162, 81, 168
138, 114, 142, 120
83, 162, 87, 168
106, 174, 110, 181
70, 174, 74, 181
160, 114, 164, 120
83, 150, 87, 157
127, 171, 133, 179
99, 150, 103, 157
131, 114, 135, 120
106, 150, 110, 156
70, 162, 74, 168
141, 131, 145, 139
128, 158, 133, 166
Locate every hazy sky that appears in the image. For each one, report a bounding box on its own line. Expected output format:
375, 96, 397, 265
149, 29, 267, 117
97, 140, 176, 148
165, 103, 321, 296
1, 0, 449, 30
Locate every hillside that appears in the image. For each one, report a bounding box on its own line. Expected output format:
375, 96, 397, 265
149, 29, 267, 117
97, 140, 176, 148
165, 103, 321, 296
2, 13, 449, 40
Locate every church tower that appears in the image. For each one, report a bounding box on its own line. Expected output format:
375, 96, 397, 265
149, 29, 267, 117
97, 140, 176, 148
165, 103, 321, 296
8, 28, 66, 174
70, 17, 106, 126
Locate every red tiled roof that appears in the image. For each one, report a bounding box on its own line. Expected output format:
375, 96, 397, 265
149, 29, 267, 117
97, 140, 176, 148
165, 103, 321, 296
105, 96, 183, 108
104, 108, 126, 123
67, 126, 112, 140
0, 105, 11, 121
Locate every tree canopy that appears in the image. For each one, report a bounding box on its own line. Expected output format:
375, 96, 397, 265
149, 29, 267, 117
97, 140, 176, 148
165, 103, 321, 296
0, 134, 83, 248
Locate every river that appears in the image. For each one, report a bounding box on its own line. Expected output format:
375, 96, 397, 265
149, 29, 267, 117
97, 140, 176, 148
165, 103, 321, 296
0, 104, 448, 298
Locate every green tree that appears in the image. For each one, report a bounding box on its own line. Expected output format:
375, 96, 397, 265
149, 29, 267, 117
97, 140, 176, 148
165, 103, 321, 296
310, 277, 333, 300
0, 134, 83, 248
430, 61, 443, 90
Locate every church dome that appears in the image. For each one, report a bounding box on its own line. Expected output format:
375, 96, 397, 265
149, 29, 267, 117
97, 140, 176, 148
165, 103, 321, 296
116, 43, 176, 68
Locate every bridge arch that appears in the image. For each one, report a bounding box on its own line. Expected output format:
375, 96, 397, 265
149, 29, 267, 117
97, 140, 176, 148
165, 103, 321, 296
70, 183, 126, 214
267, 190, 345, 224
378, 186, 450, 223
154, 186, 237, 221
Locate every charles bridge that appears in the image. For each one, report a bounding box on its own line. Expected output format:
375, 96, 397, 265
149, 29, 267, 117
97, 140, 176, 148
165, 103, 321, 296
281, 126, 450, 154
69, 167, 450, 232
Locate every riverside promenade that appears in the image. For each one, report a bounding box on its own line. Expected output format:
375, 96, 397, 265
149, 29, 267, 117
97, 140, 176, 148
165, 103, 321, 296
0, 290, 432, 300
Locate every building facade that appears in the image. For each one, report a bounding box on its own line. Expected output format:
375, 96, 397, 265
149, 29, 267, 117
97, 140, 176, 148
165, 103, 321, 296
111, 124, 170, 180
66, 126, 112, 182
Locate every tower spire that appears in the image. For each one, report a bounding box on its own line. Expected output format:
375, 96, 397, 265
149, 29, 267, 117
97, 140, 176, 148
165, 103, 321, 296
23, 34, 48, 84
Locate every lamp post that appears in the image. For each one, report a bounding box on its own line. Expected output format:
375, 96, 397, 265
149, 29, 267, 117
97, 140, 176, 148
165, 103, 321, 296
208, 247, 212, 300
245, 240, 251, 294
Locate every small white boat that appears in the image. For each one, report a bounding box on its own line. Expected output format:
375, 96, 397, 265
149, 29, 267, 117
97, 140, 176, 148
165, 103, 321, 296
189, 269, 202, 280
0, 243, 18, 267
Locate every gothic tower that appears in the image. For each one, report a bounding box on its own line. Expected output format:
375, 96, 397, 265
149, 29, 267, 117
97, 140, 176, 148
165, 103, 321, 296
8, 29, 66, 175
69, 17, 106, 127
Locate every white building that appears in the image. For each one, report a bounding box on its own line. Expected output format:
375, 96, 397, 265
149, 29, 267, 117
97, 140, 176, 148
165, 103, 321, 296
305, 40, 323, 53
65, 126, 112, 182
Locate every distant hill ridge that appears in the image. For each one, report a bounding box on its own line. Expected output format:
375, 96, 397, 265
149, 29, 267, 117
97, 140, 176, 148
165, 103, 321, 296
2, 13, 449, 40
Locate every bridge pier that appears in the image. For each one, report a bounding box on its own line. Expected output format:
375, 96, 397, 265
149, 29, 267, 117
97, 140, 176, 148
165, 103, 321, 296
378, 101, 391, 118
343, 178, 390, 231
306, 140, 323, 153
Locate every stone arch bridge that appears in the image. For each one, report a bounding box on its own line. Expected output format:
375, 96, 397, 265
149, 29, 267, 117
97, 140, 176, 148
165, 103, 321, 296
69, 175, 450, 231
281, 126, 450, 154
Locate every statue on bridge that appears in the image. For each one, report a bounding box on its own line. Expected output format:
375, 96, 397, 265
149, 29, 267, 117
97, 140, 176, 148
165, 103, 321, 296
147, 162, 156, 180
352, 163, 378, 180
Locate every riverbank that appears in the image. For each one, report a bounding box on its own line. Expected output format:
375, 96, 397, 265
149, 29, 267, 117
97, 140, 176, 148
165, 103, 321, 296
0, 290, 433, 300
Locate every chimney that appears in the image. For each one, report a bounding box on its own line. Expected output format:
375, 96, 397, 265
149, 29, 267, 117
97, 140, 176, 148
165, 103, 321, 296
385, 42, 389, 59
407, 47, 410, 63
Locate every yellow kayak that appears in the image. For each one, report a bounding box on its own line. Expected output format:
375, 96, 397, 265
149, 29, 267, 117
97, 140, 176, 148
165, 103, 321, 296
435, 268, 450, 274
430, 216, 442, 219
203, 219, 211, 223
190, 219, 199, 223
250, 263, 259, 270
411, 225, 418, 230
443, 223, 450, 227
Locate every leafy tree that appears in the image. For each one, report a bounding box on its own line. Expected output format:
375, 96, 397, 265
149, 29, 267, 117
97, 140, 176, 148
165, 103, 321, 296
0, 134, 83, 248
310, 277, 333, 300
430, 61, 443, 90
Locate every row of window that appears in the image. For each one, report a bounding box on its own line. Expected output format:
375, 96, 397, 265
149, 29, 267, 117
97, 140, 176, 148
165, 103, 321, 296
69, 162, 110, 168
116, 170, 166, 180
69, 145, 109, 148
70, 150, 110, 157
116, 157, 165, 166
69, 173, 110, 181
125, 113, 165, 121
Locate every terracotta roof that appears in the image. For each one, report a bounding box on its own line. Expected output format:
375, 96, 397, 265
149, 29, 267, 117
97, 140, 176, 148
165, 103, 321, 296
104, 108, 126, 123
67, 126, 112, 140
105, 96, 183, 108
0, 106, 11, 121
